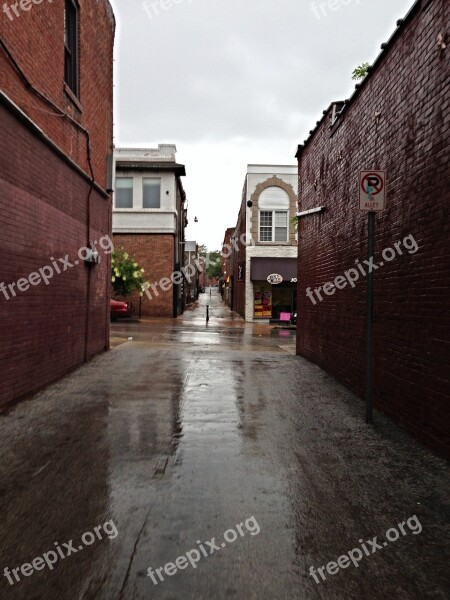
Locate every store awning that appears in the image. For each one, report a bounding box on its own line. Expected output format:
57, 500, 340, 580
250, 258, 297, 281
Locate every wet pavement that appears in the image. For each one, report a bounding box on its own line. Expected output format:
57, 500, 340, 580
0, 289, 449, 599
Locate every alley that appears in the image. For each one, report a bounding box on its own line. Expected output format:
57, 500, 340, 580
0, 291, 448, 600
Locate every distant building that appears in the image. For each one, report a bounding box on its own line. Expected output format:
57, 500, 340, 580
221, 228, 234, 307
112, 146, 187, 318
184, 241, 200, 306
0, 0, 115, 409
231, 165, 298, 322
198, 256, 208, 290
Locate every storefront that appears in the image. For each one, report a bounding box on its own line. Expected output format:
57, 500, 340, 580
250, 258, 297, 320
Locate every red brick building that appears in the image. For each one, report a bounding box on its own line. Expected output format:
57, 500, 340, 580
113, 146, 187, 318
231, 189, 247, 317
295, 0, 449, 455
0, 1, 115, 410
221, 228, 234, 307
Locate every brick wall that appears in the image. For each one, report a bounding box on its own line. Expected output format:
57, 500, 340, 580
296, 0, 450, 456
0, 1, 115, 409
222, 228, 233, 280
232, 187, 247, 319
0, 0, 115, 189
0, 104, 111, 409
113, 234, 175, 318
221, 228, 234, 306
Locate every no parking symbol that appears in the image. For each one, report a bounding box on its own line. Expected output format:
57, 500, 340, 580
359, 171, 386, 211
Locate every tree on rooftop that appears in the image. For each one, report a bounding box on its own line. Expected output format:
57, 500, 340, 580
352, 62, 371, 81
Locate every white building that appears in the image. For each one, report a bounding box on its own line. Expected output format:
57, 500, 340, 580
113, 145, 186, 236
233, 164, 298, 323
112, 145, 187, 317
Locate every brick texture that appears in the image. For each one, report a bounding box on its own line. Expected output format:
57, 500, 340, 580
0, 1, 115, 409
296, 0, 450, 456
113, 234, 175, 318
221, 227, 234, 306
0, 0, 115, 189
232, 183, 247, 319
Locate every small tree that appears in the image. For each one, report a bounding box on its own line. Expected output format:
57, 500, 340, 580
111, 249, 149, 298
205, 251, 222, 279
198, 247, 223, 279
352, 62, 371, 81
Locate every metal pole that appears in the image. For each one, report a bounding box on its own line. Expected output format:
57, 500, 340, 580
366, 211, 375, 423
206, 305, 209, 323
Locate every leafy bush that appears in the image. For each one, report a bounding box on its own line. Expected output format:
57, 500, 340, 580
111, 249, 149, 298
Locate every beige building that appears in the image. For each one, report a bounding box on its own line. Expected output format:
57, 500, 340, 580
232, 165, 298, 323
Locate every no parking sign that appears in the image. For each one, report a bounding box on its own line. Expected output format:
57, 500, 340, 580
359, 171, 386, 211
359, 170, 386, 424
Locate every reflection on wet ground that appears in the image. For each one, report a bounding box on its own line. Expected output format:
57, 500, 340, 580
0, 290, 448, 599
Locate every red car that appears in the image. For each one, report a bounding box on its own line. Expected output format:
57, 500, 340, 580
110, 299, 132, 320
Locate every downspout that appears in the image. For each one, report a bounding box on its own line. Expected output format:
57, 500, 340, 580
0, 37, 100, 363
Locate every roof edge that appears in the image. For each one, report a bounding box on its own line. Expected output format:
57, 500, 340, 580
295, 0, 422, 157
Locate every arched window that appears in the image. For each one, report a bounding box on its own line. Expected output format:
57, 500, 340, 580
258, 187, 289, 242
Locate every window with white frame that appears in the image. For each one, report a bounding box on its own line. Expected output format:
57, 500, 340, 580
258, 186, 289, 242
115, 178, 133, 208
143, 178, 161, 208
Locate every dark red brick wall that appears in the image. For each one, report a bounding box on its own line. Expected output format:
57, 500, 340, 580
0, 105, 111, 409
222, 228, 233, 276
0, 1, 115, 409
113, 234, 175, 318
0, 0, 115, 189
232, 186, 247, 319
296, 0, 450, 456
221, 227, 234, 306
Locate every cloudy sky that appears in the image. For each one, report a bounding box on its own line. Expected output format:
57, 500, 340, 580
109, 0, 414, 249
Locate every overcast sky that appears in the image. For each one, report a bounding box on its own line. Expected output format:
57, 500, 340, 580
109, 0, 414, 249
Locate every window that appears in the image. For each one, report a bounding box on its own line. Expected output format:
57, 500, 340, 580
258, 186, 290, 243
115, 178, 133, 208
259, 211, 288, 242
260, 211, 273, 241
64, 0, 79, 96
143, 178, 161, 208
275, 211, 288, 241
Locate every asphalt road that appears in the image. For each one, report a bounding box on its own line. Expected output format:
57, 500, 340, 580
0, 289, 448, 599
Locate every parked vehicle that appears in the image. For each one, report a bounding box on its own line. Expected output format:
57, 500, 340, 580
110, 299, 132, 320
